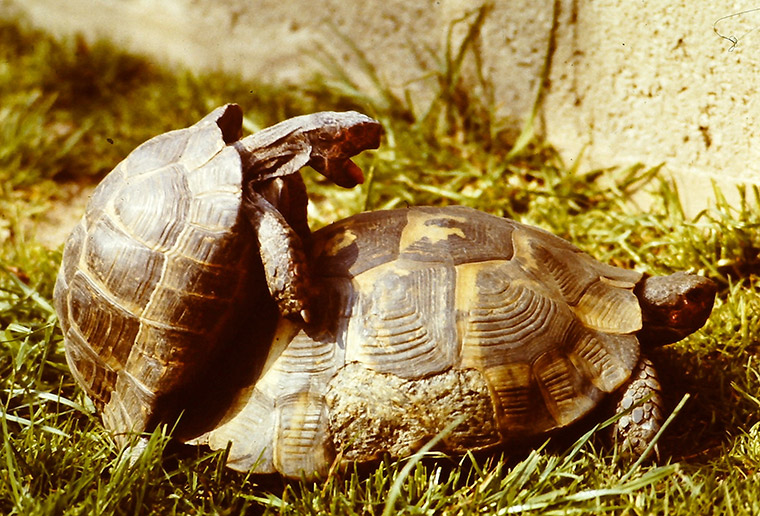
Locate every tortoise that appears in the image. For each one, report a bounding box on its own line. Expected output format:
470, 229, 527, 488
192, 205, 717, 478
55, 105, 717, 480
53, 104, 382, 445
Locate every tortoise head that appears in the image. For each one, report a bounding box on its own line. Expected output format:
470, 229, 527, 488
634, 271, 717, 346
304, 111, 383, 188
239, 110, 383, 189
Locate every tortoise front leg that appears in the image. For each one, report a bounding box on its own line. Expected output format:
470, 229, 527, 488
242, 179, 313, 323
612, 356, 664, 455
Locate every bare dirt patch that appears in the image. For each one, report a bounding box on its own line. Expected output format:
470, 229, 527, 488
33, 181, 94, 249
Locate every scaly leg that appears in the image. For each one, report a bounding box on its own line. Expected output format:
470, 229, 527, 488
612, 356, 664, 455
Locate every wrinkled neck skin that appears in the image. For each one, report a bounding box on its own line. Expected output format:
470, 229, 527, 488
635, 272, 718, 347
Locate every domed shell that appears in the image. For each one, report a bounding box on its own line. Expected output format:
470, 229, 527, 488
314, 206, 645, 431
53, 104, 273, 442
199, 205, 647, 478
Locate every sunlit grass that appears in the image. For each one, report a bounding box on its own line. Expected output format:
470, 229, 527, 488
2, 9, 760, 515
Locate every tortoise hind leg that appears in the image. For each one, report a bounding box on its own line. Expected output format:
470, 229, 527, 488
612, 356, 665, 455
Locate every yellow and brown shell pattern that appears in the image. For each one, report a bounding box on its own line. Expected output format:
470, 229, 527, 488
197, 205, 646, 479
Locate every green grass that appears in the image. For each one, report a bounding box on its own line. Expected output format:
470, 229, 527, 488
2, 8, 760, 515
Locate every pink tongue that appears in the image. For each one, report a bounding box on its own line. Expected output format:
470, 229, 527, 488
331, 160, 365, 188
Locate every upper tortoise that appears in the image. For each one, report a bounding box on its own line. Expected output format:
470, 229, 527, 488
54, 106, 717, 479
54, 104, 382, 446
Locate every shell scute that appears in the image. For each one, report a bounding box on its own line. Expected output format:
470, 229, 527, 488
67, 271, 141, 371
574, 281, 642, 333
510, 223, 643, 336
275, 393, 332, 478
397, 206, 516, 265
481, 362, 534, 426
311, 211, 405, 277
459, 261, 569, 370
62, 326, 116, 406
112, 165, 191, 251
346, 261, 458, 377
82, 217, 165, 311
204, 387, 277, 473
532, 351, 602, 426
569, 328, 639, 392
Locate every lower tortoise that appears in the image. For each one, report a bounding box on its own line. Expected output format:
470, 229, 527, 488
193, 205, 716, 478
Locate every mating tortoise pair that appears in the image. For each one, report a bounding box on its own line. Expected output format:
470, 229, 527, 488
54, 104, 716, 478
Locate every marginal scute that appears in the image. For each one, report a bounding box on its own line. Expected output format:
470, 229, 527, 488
198, 386, 278, 473
481, 362, 534, 426
275, 392, 332, 478
574, 281, 642, 333
67, 271, 141, 370
533, 351, 601, 427
62, 326, 115, 406
569, 327, 637, 392
103, 369, 158, 435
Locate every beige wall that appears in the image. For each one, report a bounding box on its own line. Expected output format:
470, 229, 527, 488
546, 1, 760, 214
6, 0, 759, 215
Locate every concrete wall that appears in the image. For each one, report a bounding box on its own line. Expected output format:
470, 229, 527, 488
545, 1, 760, 215
5, 0, 759, 215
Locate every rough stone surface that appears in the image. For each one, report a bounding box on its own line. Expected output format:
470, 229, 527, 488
6, 0, 760, 217
545, 1, 760, 215
325, 362, 500, 461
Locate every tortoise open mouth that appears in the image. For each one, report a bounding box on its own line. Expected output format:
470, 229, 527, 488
309, 156, 365, 188
308, 120, 383, 188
